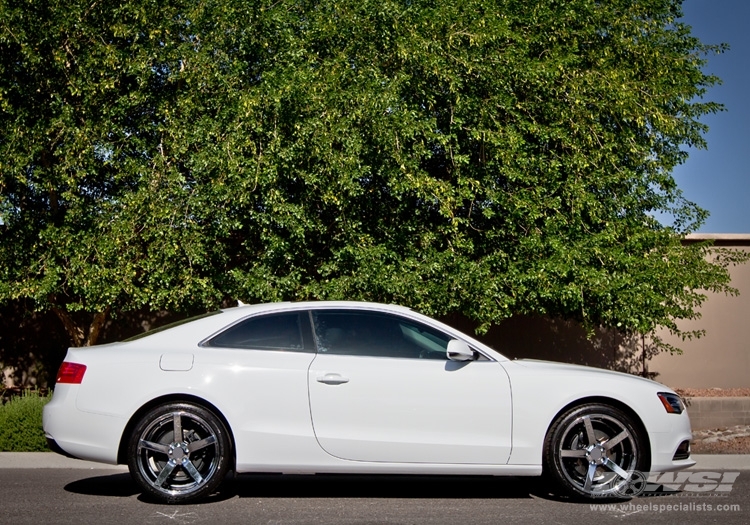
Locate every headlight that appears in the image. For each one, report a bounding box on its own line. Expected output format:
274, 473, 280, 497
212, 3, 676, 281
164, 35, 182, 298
657, 392, 684, 414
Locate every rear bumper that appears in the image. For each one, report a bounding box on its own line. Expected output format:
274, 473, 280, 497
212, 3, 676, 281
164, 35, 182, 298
42, 384, 126, 465
45, 437, 80, 459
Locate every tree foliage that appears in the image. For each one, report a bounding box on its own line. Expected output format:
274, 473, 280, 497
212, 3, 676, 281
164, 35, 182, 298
1, 0, 746, 349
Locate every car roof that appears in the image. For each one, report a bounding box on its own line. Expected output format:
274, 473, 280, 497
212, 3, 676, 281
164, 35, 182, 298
225, 300, 415, 315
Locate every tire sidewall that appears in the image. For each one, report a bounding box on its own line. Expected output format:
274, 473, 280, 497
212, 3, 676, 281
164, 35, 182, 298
543, 403, 646, 500
127, 402, 231, 504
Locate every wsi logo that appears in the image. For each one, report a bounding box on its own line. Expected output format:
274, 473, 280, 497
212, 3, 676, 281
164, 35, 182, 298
647, 471, 741, 493
614, 471, 740, 497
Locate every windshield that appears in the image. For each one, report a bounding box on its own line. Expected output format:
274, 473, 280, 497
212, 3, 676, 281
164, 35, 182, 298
123, 311, 222, 341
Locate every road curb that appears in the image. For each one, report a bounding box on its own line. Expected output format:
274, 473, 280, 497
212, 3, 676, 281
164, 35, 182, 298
1, 452, 750, 470
0, 452, 127, 469
690, 454, 750, 471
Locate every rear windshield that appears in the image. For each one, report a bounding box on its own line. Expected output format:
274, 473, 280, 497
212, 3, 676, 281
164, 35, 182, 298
123, 311, 222, 341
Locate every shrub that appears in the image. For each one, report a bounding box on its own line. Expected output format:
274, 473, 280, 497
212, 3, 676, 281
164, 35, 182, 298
0, 390, 51, 452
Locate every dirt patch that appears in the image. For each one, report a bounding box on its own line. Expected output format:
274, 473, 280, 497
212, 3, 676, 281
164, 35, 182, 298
691, 436, 750, 454
691, 434, 750, 455
674, 388, 750, 398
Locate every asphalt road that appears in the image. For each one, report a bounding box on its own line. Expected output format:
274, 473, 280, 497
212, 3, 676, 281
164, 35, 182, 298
1, 468, 748, 525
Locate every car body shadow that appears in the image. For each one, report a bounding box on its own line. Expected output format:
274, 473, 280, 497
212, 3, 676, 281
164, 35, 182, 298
65, 472, 140, 498
229, 473, 542, 499
66, 472, 554, 503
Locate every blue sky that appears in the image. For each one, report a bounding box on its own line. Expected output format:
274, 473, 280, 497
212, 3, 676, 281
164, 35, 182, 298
673, 0, 750, 233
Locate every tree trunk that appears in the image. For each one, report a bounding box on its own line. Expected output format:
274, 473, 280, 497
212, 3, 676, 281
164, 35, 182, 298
85, 307, 111, 346
52, 306, 111, 347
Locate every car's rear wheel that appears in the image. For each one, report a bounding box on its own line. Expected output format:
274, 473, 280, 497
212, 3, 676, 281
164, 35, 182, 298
543, 403, 647, 499
127, 402, 230, 504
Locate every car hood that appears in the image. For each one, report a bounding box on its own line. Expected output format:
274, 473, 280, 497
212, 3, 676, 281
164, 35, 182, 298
510, 358, 671, 391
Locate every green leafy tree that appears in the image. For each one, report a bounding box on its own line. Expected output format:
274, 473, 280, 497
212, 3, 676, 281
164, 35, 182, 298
1, 0, 746, 351
0, 0, 237, 345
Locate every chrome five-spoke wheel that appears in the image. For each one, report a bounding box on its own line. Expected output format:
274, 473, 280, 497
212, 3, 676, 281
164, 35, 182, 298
544, 404, 647, 499
127, 402, 230, 503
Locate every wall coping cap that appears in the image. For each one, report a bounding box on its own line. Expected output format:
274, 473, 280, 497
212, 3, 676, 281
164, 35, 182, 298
683, 233, 750, 246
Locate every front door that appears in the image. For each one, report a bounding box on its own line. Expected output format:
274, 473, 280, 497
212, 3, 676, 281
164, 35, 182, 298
307, 309, 512, 464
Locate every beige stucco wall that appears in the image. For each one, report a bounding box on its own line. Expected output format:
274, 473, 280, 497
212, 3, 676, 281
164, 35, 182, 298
648, 237, 750, 389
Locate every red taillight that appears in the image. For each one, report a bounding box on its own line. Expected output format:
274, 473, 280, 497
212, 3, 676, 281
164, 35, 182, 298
56, 362, 87, 384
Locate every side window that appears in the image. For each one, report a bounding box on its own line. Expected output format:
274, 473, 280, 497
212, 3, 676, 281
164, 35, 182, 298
204, 312, 310, 352
311, 311, 450, 359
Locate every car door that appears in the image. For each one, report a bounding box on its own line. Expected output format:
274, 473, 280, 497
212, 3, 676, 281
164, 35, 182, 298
307, 309, 513, 464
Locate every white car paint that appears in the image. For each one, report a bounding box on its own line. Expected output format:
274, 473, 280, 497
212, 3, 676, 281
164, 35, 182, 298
308, 354, 512, 464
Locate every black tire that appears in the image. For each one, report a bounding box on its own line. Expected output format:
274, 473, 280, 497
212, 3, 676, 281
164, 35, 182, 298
543, 403, 647, 500
127, 402, 231, 504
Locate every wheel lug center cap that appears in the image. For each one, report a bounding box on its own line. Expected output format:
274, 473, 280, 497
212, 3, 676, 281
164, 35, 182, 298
586, 444, 605, 464
168, 443, 188, 461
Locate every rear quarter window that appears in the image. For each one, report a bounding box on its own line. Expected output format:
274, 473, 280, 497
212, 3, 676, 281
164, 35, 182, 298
203, 312, 313, 352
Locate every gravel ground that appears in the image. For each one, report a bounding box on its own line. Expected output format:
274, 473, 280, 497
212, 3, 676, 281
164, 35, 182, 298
691, 427, 750, 454
671, 388, 750, 454
674, 387, 750, 398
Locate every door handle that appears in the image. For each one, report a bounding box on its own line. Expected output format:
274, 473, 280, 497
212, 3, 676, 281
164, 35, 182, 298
316, 373, 350, 385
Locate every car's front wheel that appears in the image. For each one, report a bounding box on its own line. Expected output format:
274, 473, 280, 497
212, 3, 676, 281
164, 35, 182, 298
127, 402, 231, 504
543, 403, 647, 499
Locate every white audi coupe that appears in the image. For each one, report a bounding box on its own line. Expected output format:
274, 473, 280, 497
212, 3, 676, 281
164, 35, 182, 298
43, 301, 694, 503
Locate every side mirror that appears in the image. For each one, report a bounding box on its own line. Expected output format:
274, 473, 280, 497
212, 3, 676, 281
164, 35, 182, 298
447, 339, 476, 362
